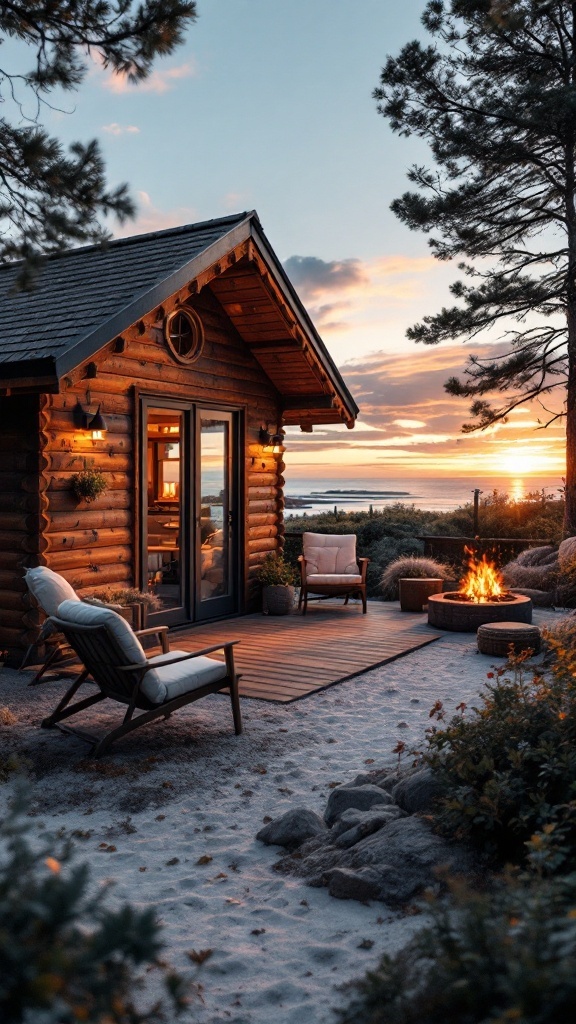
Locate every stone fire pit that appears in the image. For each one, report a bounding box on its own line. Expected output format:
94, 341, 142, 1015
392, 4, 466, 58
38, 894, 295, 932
428, 591, 532, 632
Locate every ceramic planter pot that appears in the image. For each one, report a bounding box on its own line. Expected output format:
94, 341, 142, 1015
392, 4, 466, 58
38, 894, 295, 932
262, 584, 295, 615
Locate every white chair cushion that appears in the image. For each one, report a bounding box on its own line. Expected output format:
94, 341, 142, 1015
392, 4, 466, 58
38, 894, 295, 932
303, 533, 359, 574
55, 600, 227, 705
24, 566, 79, 616
56, 598, 146, 667
144, 651, 228, 703
306, 574, 363, 585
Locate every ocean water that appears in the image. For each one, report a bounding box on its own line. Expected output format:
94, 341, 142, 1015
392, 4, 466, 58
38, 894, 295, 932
283, 475, 563, 516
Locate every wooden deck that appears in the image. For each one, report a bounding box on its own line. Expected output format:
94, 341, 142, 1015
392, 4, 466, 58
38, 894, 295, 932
170, 600, 443, 703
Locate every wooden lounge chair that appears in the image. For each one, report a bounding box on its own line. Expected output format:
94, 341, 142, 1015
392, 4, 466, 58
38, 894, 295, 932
41, 599, 241, 757
298, 532, 369, 614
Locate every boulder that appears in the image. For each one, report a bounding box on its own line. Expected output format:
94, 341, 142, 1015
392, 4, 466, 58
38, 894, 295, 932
392, 767, 443, 814
335, 807, 404, 849
337, 815, 476, 905
324, 784, 393, 826
327, 867, 382, 901
275, 814, 477, 907
256, 808, 327, 850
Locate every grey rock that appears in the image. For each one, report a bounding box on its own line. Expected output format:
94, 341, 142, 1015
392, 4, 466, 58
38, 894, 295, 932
335, 807, 404, 849
350, 769, 392, 789
392, 767, 443, 814
324, 784, 393, 826
276, 814, 477, 908
327, 867, 382, 901
256, 808, 326, 850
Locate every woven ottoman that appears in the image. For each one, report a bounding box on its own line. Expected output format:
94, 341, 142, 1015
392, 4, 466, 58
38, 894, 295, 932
477, 621, 541, 657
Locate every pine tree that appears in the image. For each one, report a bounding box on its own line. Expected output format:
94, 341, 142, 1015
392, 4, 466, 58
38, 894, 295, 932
375, 0, 576, 532
0, 784, 190, 1021
0, 2, 197, 283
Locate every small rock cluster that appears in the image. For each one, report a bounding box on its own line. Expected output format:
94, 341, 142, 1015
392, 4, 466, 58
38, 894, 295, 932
257, 767, 478, 906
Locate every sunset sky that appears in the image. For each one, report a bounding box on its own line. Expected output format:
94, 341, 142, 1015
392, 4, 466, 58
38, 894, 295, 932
30, 0, 567, 484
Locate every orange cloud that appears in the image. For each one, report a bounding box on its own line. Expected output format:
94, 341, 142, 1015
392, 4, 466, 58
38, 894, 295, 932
95, 59, 196, 95
102, 123, 140, 135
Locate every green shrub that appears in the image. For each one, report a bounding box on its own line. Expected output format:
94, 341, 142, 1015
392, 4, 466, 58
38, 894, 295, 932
0, 785, 189, 1022
422, 647, 576, 870
257, 551, 296, 586
337, 874, 576, 1024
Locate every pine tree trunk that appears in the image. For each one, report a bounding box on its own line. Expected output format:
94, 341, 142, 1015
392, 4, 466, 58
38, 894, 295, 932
565, 306, 576, 535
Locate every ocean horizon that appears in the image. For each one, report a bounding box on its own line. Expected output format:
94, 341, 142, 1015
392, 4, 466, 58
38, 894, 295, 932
283, 474, 564, 516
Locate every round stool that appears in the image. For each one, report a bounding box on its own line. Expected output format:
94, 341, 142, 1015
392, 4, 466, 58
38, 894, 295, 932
398, 578, 444, 612
477, 621, 541, 657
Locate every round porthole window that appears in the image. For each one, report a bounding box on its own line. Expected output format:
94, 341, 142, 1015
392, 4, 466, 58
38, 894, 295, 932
164, 308, 204, 363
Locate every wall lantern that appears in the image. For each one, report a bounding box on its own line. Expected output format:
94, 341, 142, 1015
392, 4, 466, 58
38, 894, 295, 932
75, 398, 108, 440
259, 425, 286, 455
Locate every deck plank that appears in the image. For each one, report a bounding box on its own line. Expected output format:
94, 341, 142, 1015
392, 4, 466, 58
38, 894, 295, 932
170, 601, 442, 703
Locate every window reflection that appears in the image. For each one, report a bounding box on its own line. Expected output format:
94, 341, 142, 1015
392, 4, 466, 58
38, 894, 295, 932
200, 418, 229, 602
147, 411, 182, 610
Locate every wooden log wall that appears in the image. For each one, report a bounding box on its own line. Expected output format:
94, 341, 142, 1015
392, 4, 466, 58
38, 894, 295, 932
0, 394, 45, 656
0, 281, 285, 660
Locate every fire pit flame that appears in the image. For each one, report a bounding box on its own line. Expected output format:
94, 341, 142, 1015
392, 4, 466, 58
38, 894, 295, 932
460, 549, 505, 604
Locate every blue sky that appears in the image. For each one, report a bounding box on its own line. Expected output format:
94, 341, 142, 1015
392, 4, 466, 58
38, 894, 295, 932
28, 1, 567, 483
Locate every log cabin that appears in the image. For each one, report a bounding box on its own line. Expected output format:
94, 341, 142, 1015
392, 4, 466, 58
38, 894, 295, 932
0, 210, 358, 662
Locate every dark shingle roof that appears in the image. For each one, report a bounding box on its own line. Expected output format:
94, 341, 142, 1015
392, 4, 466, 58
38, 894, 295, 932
0, 211, 252, 375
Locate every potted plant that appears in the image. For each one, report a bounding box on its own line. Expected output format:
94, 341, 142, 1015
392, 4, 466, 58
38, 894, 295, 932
70, 468, 107, 503
257, 552, 296, 615
84, 586, 161, 629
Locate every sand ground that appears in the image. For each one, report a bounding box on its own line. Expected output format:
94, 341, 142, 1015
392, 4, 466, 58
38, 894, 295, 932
0, 605, 560, 1023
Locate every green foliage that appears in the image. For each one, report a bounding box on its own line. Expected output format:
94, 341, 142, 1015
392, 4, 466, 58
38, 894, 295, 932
0, 3, 197, 279
338, 873, 576, 1024
375, 0, 576, 531
257, 552, 297, 587
286, 494, 564, 597
422, 647, 576, 870
70, 468, 107, 503
380, 555, 454, 599
0, 784, 189, 1022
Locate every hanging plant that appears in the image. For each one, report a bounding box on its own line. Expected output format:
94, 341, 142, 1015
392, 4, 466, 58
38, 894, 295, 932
70, 469, 107, 503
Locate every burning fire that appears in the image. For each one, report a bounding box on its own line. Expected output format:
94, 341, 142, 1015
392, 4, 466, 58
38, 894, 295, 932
460, 549, 505, 604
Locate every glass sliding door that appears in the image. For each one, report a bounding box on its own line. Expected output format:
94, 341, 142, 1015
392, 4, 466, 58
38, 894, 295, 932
196, 410, 238, 620
141, 400, 240, 626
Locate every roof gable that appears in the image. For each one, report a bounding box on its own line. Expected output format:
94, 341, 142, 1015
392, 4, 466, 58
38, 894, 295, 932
0, 211, 358, 427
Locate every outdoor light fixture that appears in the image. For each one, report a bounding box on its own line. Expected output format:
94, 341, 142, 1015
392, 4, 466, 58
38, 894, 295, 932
87, 405, 108, 440
259, 425, 286, 454
75, 398, 109, 440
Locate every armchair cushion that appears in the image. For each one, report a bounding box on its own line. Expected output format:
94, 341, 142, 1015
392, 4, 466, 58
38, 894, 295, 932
57, 597, 145, 662
25, 567, 79, 616
145, 651, 228, 703
303, 533, 359, 575
56, 599, 227, 705
306, 573, 363, 585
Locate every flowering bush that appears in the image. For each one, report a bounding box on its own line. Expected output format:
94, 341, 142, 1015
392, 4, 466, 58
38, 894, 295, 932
422, 643, 576, 871
338, 873, 576, 1024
